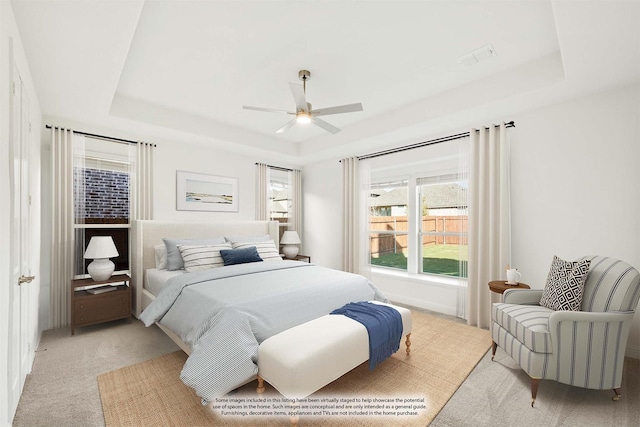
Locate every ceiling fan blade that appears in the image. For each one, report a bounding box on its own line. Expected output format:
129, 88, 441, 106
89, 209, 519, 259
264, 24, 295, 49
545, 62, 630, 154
311, 117, 341, 134
243, 105, 292, 114
276, 118, 298, 134
311, 103, 363, 117
288, 83, 308, 112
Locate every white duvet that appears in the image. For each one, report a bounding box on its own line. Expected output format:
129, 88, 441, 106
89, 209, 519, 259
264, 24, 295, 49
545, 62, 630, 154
139, 261, 387, 403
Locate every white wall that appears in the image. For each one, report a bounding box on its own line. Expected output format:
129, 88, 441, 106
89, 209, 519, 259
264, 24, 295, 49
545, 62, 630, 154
153, 141, 260, 221
510, 83, 640, 357
303, 83, 640, 357
301, 159, 343, 269
149, 138, 302, 242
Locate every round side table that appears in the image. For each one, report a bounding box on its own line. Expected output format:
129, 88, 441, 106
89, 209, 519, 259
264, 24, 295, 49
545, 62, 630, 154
488, 280, 530, 294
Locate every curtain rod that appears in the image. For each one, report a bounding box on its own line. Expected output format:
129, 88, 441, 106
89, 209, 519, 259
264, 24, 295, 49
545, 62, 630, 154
255, 162, 295, 172
45, 125, 156, 147
355, 121, 515, 161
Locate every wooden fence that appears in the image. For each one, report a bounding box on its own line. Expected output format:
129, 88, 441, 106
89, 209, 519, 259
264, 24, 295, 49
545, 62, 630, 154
370, 216, 467, 257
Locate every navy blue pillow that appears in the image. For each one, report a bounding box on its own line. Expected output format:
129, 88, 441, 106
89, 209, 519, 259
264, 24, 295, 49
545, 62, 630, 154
219, 246, 263, 266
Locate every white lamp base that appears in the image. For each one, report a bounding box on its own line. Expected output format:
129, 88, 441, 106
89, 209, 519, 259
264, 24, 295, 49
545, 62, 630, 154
87, 258, 115, 281
281, 245, 299, 259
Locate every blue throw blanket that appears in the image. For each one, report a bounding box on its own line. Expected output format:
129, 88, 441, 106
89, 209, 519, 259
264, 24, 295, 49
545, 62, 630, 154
330, 301, 402, 370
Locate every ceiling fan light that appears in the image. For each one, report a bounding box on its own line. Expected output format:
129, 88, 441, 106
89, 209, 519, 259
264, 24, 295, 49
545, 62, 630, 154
296, 112, 311, 124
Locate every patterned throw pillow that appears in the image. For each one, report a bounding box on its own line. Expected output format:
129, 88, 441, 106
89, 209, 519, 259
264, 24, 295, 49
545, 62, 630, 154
539, 256, 591, 311
177, 243, 232, 272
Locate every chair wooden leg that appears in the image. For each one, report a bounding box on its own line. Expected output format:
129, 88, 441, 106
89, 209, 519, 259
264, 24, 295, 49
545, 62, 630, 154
613, 388, 621, 401
531, 378, 539, 407
256, 375, 265, 394
405, 333, 412, 356
491, 341, 497, 361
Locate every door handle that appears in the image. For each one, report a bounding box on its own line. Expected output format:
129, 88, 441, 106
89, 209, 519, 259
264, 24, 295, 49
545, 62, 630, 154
19, 275, 35, 285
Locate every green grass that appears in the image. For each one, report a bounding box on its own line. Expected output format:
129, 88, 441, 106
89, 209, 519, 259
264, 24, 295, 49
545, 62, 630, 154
370, 244, 468, 277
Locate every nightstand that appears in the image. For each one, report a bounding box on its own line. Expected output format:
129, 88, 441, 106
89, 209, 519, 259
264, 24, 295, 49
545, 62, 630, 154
71, 274, 131, 335
280, 254, 311, 263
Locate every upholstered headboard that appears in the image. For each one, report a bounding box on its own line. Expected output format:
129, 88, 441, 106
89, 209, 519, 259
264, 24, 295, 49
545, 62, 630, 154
131, 220, 280, 317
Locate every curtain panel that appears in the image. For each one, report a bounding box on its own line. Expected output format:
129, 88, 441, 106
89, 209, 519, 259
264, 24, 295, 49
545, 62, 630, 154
341, 157, 360, 273
467, 122, 511, 328
50, 128, 75, 328
131, 142, 155, 221
341, 157, 372, 276
255, 163, 269, 221
289, 169, 303, 236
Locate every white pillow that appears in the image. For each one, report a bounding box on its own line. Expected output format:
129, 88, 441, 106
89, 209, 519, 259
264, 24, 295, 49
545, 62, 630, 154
163, 237, 226, 270
154, 244, 167, 270
232, 240, 282, 262
177, 243, 233, 272
225, 234, 272, 244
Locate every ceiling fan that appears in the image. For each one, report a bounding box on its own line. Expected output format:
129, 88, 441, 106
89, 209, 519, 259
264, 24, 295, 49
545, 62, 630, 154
243, 70, 363, 134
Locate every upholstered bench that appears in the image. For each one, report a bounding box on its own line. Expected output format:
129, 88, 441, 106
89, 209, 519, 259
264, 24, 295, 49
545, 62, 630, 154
256, 301, 412, 399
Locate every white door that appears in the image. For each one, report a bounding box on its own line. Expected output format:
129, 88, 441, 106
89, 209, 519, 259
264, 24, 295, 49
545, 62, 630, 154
19, 66, 32, 381
8, 53, 34, 419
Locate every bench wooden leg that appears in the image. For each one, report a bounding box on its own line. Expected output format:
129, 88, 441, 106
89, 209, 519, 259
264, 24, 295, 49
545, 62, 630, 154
405, 333, 411, 355
256, 375, 265, 394
289, 400, 299, 426
613, 388, 621, 401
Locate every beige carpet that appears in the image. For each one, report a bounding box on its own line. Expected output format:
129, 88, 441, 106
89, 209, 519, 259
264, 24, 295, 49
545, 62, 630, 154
97, 311, 490, 426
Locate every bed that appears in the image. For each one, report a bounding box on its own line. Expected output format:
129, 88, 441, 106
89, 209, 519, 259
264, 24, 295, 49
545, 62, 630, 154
131, 220, 281, 319
131, 220, 389, 404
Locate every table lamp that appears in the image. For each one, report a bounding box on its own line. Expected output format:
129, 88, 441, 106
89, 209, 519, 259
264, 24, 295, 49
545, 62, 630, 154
280, 230, 301, 259
83, 236, 119, 281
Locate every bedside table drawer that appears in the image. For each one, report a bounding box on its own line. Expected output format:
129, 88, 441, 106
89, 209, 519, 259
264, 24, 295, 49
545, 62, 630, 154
74, 291, 131, 325
71, 274, 131, 335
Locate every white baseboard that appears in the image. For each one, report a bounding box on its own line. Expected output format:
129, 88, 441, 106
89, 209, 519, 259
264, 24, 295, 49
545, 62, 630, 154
385, 291, 458, 317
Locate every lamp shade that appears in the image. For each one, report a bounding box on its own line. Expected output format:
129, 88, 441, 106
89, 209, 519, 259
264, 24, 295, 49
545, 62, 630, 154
280, 231, 301, 245
83, 236, 119, 259
84, 236, 119, 281
280, 231, 301, 259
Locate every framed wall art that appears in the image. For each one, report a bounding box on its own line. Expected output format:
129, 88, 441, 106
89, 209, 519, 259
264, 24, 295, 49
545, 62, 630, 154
176, 171, 239, 212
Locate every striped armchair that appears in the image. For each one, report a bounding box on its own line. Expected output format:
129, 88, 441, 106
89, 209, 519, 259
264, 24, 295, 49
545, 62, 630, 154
491, 256, 640, 406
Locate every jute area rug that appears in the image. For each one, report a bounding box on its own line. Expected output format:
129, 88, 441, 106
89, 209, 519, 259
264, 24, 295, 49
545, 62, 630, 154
98, 311, 490, 426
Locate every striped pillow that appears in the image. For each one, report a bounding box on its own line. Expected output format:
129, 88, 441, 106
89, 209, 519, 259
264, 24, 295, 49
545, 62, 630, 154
232, 240, 282, 262
177, 243, 232, 272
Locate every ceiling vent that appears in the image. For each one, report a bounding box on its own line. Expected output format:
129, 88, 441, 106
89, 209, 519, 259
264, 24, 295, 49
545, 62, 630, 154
457, 44, 496, 66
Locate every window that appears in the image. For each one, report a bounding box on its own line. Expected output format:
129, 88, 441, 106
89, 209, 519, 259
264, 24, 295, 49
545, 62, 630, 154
366, 143, 468, 279
73, 138, 132, 277
268, 166, 295, 241
368, 175, 467, 277
369, 179, 409, 271
418, 176, 468, 277
256, 163, 301, 242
